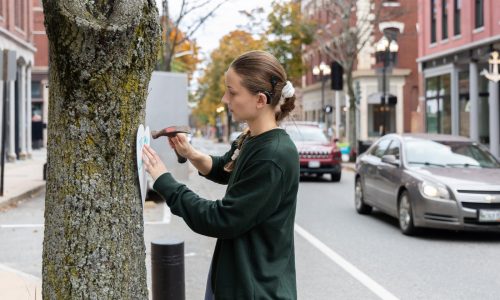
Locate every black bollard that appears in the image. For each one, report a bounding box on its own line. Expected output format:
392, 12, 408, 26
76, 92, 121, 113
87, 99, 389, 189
151, 240, 185, 300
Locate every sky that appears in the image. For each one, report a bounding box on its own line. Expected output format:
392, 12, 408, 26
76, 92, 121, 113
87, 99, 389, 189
156, 0, 271, 57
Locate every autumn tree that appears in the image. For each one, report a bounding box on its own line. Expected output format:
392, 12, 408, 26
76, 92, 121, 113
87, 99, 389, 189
238, 1, 314, 86
159, 21, 201, 80
42, 0, 160, 298
193, 30, 265, 127
159, 0, 230, 71
266, 0, 314, 85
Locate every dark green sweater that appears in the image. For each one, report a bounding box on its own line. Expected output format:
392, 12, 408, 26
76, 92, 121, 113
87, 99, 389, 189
153, 128, 299, 299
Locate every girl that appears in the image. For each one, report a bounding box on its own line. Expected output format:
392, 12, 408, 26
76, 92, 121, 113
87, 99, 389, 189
143, 50, 299, 299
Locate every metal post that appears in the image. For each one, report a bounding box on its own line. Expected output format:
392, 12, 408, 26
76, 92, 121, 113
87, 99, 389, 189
469, 61, 479, 141
0, 83, 5, 196
382, 54, 387, 136
151, 240, 185, 300
489, 80, 499, 158
335, 90, 340, 139
321, 73, 325, 126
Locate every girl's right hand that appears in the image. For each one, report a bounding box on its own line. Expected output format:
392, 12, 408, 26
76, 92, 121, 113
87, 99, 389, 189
168, 134, 195, 159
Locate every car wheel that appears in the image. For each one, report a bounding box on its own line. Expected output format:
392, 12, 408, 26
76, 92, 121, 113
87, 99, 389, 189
398, 191, 418, 235
330, 172, 341, 182
354, 178, 372, 214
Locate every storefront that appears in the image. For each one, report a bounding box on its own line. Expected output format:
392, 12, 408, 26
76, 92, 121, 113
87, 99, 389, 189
419, 41, 500, 158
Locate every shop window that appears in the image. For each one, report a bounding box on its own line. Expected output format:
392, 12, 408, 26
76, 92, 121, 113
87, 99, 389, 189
475, 0, 484, 29
454, 0, 461, 36
370, 104, 395, 136
442, 0, 448, 40
425, 75, 451, 134
458, 71, 469, 137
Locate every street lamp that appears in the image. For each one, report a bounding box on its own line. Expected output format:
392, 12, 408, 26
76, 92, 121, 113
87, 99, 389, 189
312, 61, 331, 126
375, 35, 399, 135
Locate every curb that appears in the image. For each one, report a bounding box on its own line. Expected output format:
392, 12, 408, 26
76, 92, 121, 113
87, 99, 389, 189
342, 165, 356, 173
0, 184, 46, 211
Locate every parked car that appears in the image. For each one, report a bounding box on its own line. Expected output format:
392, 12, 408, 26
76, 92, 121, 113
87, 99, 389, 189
355, 133, 500, 235
282, 122, 342, 181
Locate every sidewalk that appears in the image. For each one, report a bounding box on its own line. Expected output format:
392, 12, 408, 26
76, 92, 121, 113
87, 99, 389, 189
0, 149, 46, 299
0, 148, 46, 210
0, 264, 42, 300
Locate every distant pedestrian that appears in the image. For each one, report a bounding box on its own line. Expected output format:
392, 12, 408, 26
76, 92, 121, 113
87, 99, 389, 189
143, 50, 299, 299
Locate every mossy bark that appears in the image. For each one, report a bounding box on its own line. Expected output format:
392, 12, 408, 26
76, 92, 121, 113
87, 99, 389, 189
42, 1, 160, 299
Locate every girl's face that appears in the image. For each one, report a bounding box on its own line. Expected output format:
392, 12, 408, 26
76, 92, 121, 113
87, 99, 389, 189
222, 68, 265, 123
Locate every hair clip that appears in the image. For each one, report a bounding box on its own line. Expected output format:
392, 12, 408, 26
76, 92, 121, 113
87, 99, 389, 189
270, 75, 279, 91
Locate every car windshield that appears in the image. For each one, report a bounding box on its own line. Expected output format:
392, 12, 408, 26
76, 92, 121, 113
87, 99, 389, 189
405, 139, 500, 168
284, 126, 329, 143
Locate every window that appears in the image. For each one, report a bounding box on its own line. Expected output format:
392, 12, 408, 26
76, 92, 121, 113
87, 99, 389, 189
454, 0, 461, 35
382, 0, 400, 7
442, 0, 448, 40
372, 139, 392, 158
32, 81, 42, 98
386, 140, 401, 159
425, 75, 451, 134
15, 0, 25, 30
458, 71, 469, 137
430, 0, 437, 43
475, 0, 484, 28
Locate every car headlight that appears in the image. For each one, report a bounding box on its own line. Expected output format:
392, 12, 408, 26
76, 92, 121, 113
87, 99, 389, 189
419, 181, 451, 200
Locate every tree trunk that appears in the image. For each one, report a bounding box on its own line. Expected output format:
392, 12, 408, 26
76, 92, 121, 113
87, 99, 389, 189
42, 1, 160, 299
346, 63, 357, 159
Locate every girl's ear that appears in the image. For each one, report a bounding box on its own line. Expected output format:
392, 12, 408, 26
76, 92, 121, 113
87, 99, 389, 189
256, 92, 268, 108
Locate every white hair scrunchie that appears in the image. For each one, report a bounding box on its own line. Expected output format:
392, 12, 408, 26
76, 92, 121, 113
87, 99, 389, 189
281, 81, 295, 98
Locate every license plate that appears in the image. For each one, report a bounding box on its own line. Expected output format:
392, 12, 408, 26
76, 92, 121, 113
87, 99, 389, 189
478, 210, 500, 222
308, 161, 320, 168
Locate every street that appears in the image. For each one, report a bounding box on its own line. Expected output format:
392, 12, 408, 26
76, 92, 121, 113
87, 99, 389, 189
1, 138, 500, 299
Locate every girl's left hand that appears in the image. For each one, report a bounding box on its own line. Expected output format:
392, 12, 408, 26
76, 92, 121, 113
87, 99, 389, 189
142, 144, 168, 181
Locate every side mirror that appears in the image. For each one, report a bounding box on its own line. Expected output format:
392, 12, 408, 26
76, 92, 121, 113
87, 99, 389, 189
381, 154, 400, 167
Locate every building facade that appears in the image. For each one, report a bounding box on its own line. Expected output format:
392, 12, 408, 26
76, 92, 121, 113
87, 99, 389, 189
417, 0, 500, 158
301, 0, 419, 142
32, 0, 48, 149
0, 0, 36, 161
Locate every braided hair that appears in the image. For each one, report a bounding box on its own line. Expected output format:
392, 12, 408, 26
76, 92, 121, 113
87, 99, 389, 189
222, 51, 297, 173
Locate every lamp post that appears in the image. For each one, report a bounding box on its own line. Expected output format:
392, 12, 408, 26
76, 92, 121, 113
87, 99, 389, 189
312, 61, 331, 127
375, 35, 399, 136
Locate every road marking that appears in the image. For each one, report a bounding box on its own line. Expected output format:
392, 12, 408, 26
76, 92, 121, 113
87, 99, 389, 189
294, 223, 399, 300
0, 224, 43, 228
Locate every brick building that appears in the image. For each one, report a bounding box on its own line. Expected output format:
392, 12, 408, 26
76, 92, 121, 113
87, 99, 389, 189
417, 0, 500, 158
32, 0, 48, 149
0, 0, 36, 161
301, 0, 419, 142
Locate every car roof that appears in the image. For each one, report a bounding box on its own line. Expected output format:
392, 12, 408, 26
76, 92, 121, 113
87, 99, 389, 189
400, 133, 472, 143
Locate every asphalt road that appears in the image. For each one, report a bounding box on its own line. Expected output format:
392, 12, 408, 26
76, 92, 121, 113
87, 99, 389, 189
1, 137, 499, 299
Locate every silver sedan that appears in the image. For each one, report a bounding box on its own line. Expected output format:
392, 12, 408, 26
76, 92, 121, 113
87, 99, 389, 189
355, 134, 500, 235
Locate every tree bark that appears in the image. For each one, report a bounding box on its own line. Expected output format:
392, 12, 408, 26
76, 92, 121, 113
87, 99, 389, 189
42, 1, 160, 299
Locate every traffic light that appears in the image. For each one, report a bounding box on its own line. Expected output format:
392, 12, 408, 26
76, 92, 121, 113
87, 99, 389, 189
331, 61, 343, 90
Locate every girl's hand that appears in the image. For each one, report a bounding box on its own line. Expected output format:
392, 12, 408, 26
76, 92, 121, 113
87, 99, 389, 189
168, 134, 194, 159
142, 144, 168, 181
